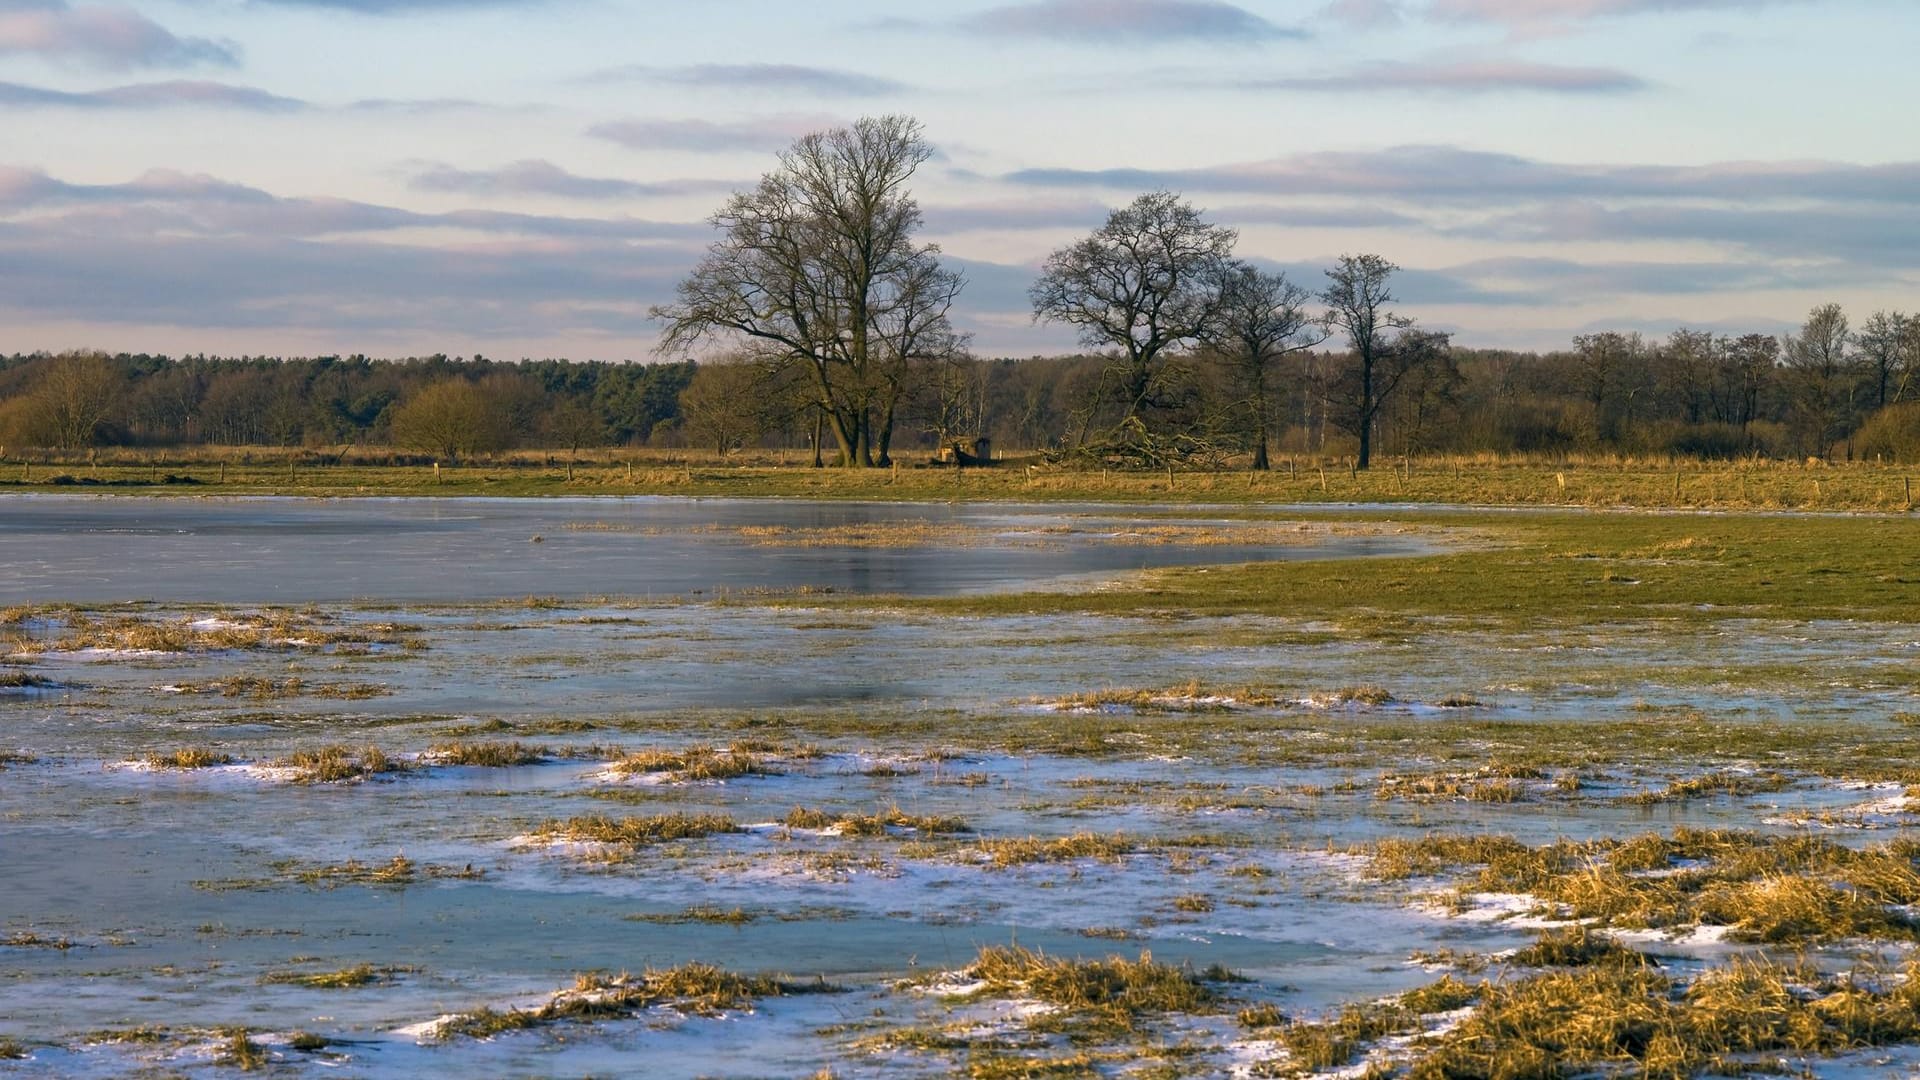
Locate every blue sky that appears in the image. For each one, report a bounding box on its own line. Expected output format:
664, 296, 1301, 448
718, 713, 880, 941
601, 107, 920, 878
1, 0, 1914, 359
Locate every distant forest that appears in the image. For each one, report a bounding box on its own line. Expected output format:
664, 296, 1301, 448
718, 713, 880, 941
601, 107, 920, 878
2, 317, 1918, 465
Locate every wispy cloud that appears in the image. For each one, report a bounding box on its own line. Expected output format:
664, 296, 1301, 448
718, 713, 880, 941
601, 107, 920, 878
580, 63, 911, 97
1004, 144, 1920, 205
242, 0, 533, 13
588, 115, 837, 154
1424, 0, 1809, 32
1230, 59, 1648, 94
921, 197, 1113, 234
0, 164, 708, 344
408, 159, 735, 200
0, 0, 237, 68
0, 78, 304, 109
961, 0, 1304, 43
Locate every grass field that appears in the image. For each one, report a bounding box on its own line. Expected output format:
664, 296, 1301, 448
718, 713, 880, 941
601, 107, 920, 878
2, 447, 1918, 511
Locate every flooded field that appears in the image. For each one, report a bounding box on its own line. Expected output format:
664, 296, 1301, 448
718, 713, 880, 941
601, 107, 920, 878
3, 496, 1920, 1077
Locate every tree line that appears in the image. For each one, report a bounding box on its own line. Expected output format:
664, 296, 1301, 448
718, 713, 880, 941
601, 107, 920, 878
3, 114, 1918, 465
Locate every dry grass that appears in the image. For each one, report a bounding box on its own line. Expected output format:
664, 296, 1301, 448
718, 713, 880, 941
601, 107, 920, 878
262, 963, 409, 988
965, 945, 1222, 1032
143, 748, 235, 769
278, 745, 411, 784
781, 805, 970, 837
425, 741, 547, 767
972, 832, 1140, 868
217, 1029, 267, 1071
1362, 828, 1920, 944
1617, 770, 1795, 805
1309, 686, 1394, 708
533, 812, 740, 848
23, 611, 422, 655
1046, 681, 1280, 712
439, 964, 836, 1039
607, 744, 771, 783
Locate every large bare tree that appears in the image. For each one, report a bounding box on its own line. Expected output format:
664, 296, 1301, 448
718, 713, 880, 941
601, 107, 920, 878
1855, 310, 1911, 411
653, 115, 963, 468
1030, 191, 1236, 442
1200, 261, 1323, 470
1782, 303, 1854, 460
1319, 254, 1435, 469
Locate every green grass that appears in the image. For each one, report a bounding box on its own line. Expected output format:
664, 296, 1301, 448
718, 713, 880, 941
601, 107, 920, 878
913, 510, 1920, 627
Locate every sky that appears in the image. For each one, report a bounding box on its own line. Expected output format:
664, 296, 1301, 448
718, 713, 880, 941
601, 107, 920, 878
1, 0, 1915, 360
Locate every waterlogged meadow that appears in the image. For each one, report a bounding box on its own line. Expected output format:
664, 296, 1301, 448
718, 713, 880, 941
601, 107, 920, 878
3, 495, 1920, 1077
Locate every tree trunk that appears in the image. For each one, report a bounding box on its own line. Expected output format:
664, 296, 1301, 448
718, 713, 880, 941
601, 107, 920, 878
1356, 352, 1375, 470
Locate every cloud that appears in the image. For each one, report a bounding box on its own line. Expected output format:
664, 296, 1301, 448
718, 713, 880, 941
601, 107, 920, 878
921, 197, 1112, 233
1003, 144, 1920, 205
0, 78, 304, 109
1231, 60, 1648, 94
0, 0, 237, 68
0, 164, 713, 345
581, 63, 911, 97
962, 0, 1304, 42
1424, 0, 1808, 30
241, 0, 529, 13
588, 115, 837, 154
1214, 204, 1422, 228
409, 159, 735, 200
0, 164, 706, 242
1319, 0, 1405, 25
1457, 201, 1920, 268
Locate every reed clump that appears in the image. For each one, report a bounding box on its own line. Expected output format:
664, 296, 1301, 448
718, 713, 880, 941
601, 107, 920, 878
1363, 827, 1920, 943
262, 963, 408, 988
1046, 681, 1280, 712
607, 744, 771, 783
533, 812, 740, 848
973, 832, 1140, 868
966, 945, 1222, 1032
1617, 770, 1795, 805
426, 741, 547, 767
1398, 955, 1920, 1078
279, 745, 411, 784
439, 964, 836, 1039
144, 748, 234, 769
218, 1028, 267, 1071
781, 805, 971, 837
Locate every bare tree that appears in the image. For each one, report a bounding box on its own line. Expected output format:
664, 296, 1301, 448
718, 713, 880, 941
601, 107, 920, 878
1570, 331, 1649, 442
1200, 262, 1324, 469
1657, 329, 1716, 425
1319, 254, 1435, 469
541, 399, 607, 455
680, 359, 779, 457
654, 115, 963, 468
15, 352, 124, 449
1030, 191, 1236, 442
1716, 333, 1777, 442
390, 378, 512, 462
1856, 311, 1910, 411
1782, 303, 1854, 459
